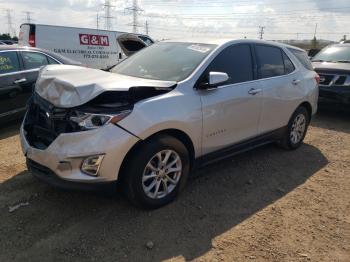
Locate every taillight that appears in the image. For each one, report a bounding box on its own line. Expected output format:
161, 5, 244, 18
315, 74, 320, 85
28, 33, 35, 47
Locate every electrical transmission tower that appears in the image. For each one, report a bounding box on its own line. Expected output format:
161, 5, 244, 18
258, 26, 265, 40
5, 9, 15, 36
102, 0, 115, 30
24, 11, 33, 24
125, 0, 143, 33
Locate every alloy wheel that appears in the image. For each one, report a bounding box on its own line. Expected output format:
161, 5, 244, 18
142, 149, 182, 199
290, 113, 306, 144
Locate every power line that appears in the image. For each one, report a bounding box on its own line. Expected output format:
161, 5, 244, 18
125, 0, 143, 33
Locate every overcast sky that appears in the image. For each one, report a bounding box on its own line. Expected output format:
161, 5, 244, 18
0, 0, 349, 41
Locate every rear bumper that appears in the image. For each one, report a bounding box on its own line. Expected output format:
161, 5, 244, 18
319, 85, 350, 104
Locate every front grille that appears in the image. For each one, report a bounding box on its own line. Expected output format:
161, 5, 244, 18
317, 73, 349, 87
24, 94, 81, 149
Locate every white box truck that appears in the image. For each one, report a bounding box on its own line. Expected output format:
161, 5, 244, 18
18, 24, 154, 70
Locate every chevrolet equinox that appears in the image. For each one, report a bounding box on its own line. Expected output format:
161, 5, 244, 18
21, 39, 319, 208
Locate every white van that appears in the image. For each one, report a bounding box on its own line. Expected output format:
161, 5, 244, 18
18, 23, 154, 70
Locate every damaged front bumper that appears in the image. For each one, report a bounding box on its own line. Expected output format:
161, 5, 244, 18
20, 122, 139, 185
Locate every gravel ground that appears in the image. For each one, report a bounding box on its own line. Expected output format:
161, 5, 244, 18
0, 106, 349, 262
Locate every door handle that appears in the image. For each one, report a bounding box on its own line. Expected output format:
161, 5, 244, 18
292, 79, 301, 85
248, 88, 262, 95
13, 78, 27, 84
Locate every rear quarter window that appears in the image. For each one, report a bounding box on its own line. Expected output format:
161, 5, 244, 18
0, 52, 20, 74
288, 48, 314, 71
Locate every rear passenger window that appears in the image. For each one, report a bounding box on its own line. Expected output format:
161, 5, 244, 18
283, 52, 295, 74
0, 52, 20, 74
288, 48, 314, 71
207, 44, 253, 84
256, 45, 285, 79
21, 52, 48, 70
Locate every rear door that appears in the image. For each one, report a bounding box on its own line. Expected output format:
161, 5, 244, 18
200, 44, 263, 155
0, 51, 27, 118
254, 44, 300, 133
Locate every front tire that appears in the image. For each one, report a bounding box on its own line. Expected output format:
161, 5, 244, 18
280, 106, 310, 150
123, 135, 190, 209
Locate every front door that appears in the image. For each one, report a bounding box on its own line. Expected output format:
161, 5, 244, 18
200, 44, 263, 155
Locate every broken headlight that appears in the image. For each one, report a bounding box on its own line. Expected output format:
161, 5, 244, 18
70, 110, 131, 130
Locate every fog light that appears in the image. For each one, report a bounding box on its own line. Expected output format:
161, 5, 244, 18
81, 155, 104, 176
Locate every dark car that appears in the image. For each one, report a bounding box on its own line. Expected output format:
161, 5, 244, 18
0, 45, 81, 122
1, 40, 18, 45
312, 44, 350, 105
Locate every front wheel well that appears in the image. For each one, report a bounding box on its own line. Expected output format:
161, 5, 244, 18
118, 129, 195, 182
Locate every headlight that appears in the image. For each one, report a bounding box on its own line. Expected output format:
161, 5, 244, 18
70, 110, 131, 130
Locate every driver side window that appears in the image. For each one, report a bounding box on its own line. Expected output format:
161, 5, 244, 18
207, 44, 254, 85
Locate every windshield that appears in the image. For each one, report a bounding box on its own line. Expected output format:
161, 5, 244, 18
312, 45, 350, 63
111, 42, 217, 81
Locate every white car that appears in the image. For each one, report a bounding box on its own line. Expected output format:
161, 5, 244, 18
21, 39, 319, 208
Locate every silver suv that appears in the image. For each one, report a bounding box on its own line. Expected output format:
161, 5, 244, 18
21, 39, 319, 208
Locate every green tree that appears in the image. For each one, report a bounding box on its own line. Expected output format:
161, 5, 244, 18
0, 33, 12, 40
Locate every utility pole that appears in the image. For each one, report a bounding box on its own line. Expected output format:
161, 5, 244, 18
23, 11, 33, 24
258, 26, 265, 40
313, 23, 318, 39
145, 20, 149, 35
102, 0, 115, 30
125, 0, 143, 33
5, 9, 15, 37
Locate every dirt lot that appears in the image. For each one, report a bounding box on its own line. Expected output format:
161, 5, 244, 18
0, 106, 349, 262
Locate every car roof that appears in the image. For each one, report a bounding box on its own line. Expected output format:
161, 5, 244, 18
329, 43, 350, 47
0, 45, 46, 51
162, 38, 304, 51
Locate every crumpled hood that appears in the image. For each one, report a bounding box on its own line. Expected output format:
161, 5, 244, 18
35, 65, 177, 108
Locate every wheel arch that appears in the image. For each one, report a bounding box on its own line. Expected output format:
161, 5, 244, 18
298, 101, 312, 122
118, 128, 196, 182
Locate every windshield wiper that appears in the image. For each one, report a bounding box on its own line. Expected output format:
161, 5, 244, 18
336, 60, 350, 63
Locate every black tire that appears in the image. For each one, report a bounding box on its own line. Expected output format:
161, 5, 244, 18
122, 134, 190, 209
279, 106, 310, 150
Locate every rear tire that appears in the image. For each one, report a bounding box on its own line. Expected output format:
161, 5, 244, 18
122, 135, 190, 209
279, 106, 310, 150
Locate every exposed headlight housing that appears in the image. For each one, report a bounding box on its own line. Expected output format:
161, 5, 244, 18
70, 110, 131, 130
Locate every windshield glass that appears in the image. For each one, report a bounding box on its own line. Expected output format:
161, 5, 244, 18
312, 45, 350, 62
111, 42, 217, 81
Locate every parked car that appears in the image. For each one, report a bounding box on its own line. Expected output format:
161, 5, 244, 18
21, 39, 319, 208
1, 40, 18, 45
312, 43, 350, 104
19, 23, 154, 70
0, 45, 81, 122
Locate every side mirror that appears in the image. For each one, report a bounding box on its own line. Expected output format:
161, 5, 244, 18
199, 72, 229, 89
209, 72, 229, 86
